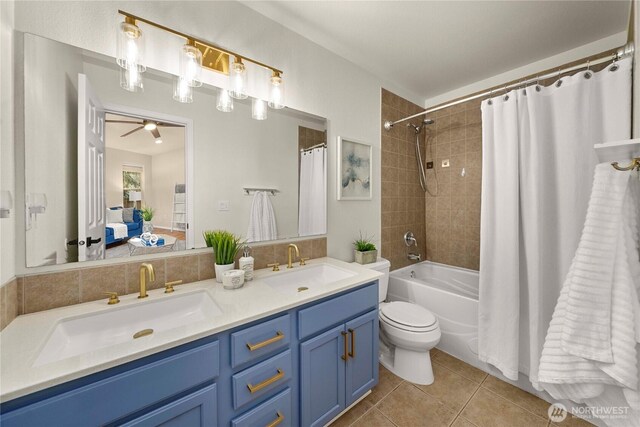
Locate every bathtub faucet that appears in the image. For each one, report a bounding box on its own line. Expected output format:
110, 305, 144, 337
408, 253, 421, 261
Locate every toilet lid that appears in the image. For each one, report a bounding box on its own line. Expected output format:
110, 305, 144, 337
380, 301, 437, 329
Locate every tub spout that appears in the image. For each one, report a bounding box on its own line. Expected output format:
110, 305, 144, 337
408, 253, 421, 261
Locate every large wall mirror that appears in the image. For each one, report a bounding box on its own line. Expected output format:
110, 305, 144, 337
23, 33, 327, 267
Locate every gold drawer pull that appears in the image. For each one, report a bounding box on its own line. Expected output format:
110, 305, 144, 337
348, 328, 355, 358
246, 331, 284, 351
247, 369, 284, 394
266, 411, 284, 427
341, 331, 348, 361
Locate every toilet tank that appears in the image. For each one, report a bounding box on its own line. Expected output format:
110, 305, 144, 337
355, 258, 391, 303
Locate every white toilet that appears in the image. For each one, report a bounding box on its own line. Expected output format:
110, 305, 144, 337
362, 258, 441, 385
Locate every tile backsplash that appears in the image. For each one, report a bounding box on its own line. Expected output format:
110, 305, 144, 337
0, 237, 326, 329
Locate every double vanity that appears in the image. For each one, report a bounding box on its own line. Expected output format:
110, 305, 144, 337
0, 258, 382, 426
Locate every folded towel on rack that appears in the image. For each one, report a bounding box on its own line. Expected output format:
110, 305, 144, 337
107, 222, 128, 240
537, 162, 640, 426
246, 191, 278, 242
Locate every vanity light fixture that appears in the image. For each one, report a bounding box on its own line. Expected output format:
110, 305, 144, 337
180, 39, 203, 87
229, 56, 248, 100
217, 88, 234, 112
117, 11, 286, 113
268, 71, 285, 109
252, 98, 268, 121
173, 76, 193, 103
155, 137, 163, 144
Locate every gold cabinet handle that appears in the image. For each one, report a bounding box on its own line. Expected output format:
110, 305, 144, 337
247, 369, 284, 394
341, 331, 349, 361
266, 411, 284, 427
348, 328, 356, 358
246, 331, 284, 352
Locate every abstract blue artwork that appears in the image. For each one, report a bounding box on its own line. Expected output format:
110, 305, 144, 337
338, 137, 372, 200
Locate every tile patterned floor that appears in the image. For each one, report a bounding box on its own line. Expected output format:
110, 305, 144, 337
330, 349, 594, 427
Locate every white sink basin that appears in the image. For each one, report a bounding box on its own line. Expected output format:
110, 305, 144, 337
263, 263, 356, 296
34, 290, 222, 366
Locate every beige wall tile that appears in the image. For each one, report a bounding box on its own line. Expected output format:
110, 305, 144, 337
198, 252, 215, 280
23, 270, 80, 314
0, 279, 19, 330
79, 265, 126, 303
165, 255, 199, 284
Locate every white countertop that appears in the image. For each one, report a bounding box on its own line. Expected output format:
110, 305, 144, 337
0, 258, 382, 403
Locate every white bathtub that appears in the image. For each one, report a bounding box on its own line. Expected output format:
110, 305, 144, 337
387, 261, 486, 371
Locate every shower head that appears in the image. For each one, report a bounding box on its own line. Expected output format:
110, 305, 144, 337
423, 119, 434, 125
407, 122, 422, 134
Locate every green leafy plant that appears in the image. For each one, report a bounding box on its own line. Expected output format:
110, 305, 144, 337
141, 206, 154, 221
354, 232, 377, 252
203, 230, 244, 265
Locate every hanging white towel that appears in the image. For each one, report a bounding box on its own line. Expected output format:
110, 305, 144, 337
246, 191, 278, 242
537, 162, 640, 426
107, 223, 128, 240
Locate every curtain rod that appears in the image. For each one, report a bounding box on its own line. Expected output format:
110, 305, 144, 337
300, 143, 327, 152
384, 43, 634, 130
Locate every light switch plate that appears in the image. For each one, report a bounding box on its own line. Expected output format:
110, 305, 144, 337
217, 200, 230, 211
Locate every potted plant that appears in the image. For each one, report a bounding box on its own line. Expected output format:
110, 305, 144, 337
354, 233, 378, 264
141, 206, 155, 233
204, 230, 243, 283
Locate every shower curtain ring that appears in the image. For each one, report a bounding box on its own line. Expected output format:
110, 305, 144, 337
487, 89, 493, 105
610, 53, 619, 72
584, 60, 592, 79
503, 85, 509, 101
535, 76, 541, 92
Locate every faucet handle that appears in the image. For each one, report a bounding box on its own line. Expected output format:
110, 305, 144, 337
164, 280, 182, 293
267, 262, 280, 271
103, 292, 120, 305
299, 257, 310, 266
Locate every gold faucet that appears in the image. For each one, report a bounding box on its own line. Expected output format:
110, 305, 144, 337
138, 263, 155, 299
287, 244, 300, 269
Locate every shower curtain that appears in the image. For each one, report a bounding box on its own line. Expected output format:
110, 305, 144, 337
478, 57, 632, 385
298, 147, 327, 236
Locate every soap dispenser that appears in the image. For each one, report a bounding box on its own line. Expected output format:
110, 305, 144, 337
239, 245, 254, 281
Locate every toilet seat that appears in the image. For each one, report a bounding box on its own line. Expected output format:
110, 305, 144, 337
380, 301, 438, 332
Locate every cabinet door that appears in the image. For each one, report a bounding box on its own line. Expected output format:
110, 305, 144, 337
120, 384, 216, 427
345, 310, 379, 407
300, 324, 346, 427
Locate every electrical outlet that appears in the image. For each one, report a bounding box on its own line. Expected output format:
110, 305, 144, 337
441, 159, 450, 168
426, 161, 434, 169
217, 200, 230, 211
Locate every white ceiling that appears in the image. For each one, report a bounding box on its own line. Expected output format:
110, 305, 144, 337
105, 113, 185, 156
243, 1, 630, 102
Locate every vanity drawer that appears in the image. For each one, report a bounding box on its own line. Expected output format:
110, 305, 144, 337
231, 314, 291, 368
232, 349, 292, 410
0, 340, 219, 427
231, 388, 292, 427
298, 283, 378, 340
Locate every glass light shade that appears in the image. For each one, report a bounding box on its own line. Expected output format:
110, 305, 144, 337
119, 66, 144, 92
268, 73, 285, 109
217, 89, 234, 112
180, 42, 203, 87
116, 21, 145, 72
173, 76, 193, 103
154, 137, 163, 144
252, 98, 268, 120
229, 57, 248, 99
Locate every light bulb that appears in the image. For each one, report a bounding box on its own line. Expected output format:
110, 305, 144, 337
144, 122, 157, 131
252, 98, 267, 120
268, 71, 285, 109
173, 76, 193, 103
116, 19, 145, 73
217, 89, 234, 112
155, 138, 163, 144
119, 66, 143, 92
179, 41, 203, 87
229, 57, 248, 99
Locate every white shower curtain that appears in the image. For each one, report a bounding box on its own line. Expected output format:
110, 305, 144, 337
298, 147, 327, 236
478, 57, 632, 384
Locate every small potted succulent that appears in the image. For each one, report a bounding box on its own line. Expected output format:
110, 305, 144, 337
141, 205, 155, 233
353, 232, 378, 265
204, 230, 243, 283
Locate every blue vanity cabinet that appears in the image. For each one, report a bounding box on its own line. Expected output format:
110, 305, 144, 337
299, 283, 379, 427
